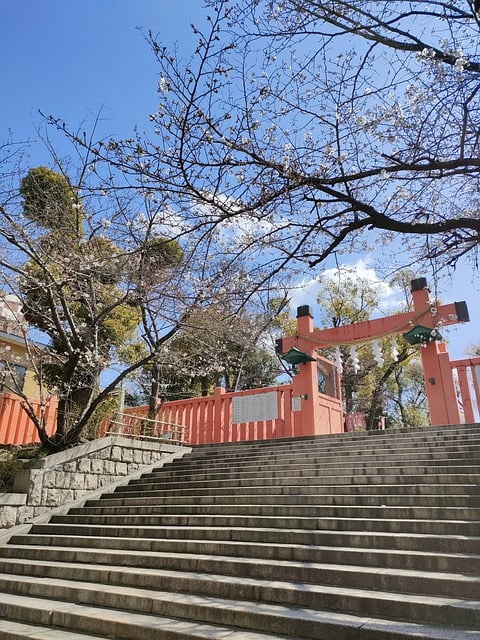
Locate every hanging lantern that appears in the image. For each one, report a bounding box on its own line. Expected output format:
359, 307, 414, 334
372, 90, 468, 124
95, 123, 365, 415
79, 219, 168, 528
391, 339, 399, 362
403, 324, 443, 346
280, 347, 317, 365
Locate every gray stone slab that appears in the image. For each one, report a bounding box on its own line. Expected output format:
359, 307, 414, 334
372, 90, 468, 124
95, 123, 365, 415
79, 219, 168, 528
1, 425, 480, 638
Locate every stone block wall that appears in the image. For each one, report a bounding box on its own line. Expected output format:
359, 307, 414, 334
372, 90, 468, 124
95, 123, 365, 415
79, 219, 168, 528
0, 436, 189, 529
0, 492, 27, 529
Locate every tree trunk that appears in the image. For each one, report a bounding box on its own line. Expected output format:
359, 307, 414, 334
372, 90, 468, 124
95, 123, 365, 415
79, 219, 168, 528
148, 360, 162, 422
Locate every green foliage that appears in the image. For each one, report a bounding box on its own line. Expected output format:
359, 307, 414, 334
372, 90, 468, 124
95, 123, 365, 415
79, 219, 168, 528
132, 236, 184, 295
132, 301, 283, 404
11, 444, 47, 460
232, 348, 280, 390
172, 306, 280, 392
387, 360, 429, 429
100, 300, 142, 346
0, 454, 21, 492
20, 166, 83, 233
316, 275, 379, 328
141, 236, 183, 271
267, 297, 297, 336
82, 394, 119, 440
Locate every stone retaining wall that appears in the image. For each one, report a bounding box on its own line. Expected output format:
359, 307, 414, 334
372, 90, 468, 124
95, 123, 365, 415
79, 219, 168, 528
0, 436, 189, 529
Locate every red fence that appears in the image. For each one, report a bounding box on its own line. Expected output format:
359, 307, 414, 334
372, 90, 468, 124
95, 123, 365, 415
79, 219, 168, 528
108, 385, 298, 445
0, 394, 57, 445
163, 385, 297, 445
3, 355, 479, 447
109, 384, 345, 445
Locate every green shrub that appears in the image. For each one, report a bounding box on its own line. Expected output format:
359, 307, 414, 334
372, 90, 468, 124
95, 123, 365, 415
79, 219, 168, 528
0, 453, 21, 493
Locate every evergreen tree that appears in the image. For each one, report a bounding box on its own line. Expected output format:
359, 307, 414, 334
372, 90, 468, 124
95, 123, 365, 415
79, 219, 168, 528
19, 167, 143, 446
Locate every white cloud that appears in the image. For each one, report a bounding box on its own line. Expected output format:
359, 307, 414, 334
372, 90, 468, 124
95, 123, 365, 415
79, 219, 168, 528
289, 276, 321, 312
320, 259, 396, 300
289, 258, 404, 320
151, 205, 191, 238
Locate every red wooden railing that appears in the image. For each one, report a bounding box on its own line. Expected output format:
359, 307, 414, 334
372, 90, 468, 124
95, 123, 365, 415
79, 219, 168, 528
0, 393, 57, 445
162, 385, 297, 444
3, 356, 479, 446
106, 384, 344, 445
105, 385, 298, 445
103, 408, 188, 444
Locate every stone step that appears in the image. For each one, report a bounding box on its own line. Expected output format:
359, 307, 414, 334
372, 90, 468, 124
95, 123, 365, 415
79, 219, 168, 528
67, 502, 480, 521
0, 588, 476, 640
145, 457, 480, 484
115, 472, 480, 492
139, 460, 480, 480
9, 533, 480, 573
2, 426, 480, 638
189, 435, 480, 453
0, 592, 294, 640
84, 492, 480, 508
188, 426, 480, 451
173, 439, 480, 457
185, 450, 480, 467
185, 438, 480, 462
43, 512, 480, 536
0, 619, 112, 640
26, 522, 480, 553
2, 544, 479, 598
106, 481, 480, 499
0, 558, 479, 629
157, 444, 480, 466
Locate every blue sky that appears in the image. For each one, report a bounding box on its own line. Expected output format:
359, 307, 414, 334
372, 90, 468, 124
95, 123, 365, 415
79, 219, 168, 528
0, 1, 478, 359
1, 1, 205, 146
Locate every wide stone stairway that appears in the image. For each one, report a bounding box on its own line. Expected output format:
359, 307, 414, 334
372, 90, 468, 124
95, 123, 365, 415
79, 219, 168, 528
0, 424, 480, 639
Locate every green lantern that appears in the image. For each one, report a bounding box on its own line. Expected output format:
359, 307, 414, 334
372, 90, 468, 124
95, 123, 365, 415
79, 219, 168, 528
280, 347, 316, 364
403, 324, 442, 346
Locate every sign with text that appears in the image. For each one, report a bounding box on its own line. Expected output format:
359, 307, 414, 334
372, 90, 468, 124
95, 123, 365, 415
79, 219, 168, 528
232, 392, 278, 424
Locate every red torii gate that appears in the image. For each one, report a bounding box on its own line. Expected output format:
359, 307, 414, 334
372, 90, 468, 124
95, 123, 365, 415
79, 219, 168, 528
277, 277, 470, 433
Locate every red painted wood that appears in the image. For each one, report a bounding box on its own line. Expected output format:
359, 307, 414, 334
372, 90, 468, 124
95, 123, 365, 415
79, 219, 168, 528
111, 383, 339, 445
0, 394, 57, 445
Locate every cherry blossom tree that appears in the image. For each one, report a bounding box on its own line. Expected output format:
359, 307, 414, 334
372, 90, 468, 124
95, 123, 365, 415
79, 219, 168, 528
0, 136, 285, 450
69, 0, 479, 287
15, 1, 477, 448
0, 159, 189, 449
131, 301, 283, 407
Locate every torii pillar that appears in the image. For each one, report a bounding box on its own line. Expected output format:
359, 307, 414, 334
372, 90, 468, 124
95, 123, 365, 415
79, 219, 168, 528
278, 277, 470, 431
409, 278, 469, 425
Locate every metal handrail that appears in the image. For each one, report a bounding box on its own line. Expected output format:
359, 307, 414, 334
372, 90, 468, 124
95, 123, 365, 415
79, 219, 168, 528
105, 414, 188, 444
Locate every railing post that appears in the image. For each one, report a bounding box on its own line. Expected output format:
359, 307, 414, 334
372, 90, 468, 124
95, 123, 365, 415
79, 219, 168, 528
449, 358, 480, 424
213, 386, 225, 443
472, 365, 480, 411
455, 365, 474, 423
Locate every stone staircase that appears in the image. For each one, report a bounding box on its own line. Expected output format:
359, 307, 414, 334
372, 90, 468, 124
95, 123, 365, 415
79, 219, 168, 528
0, 424, 479, 639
